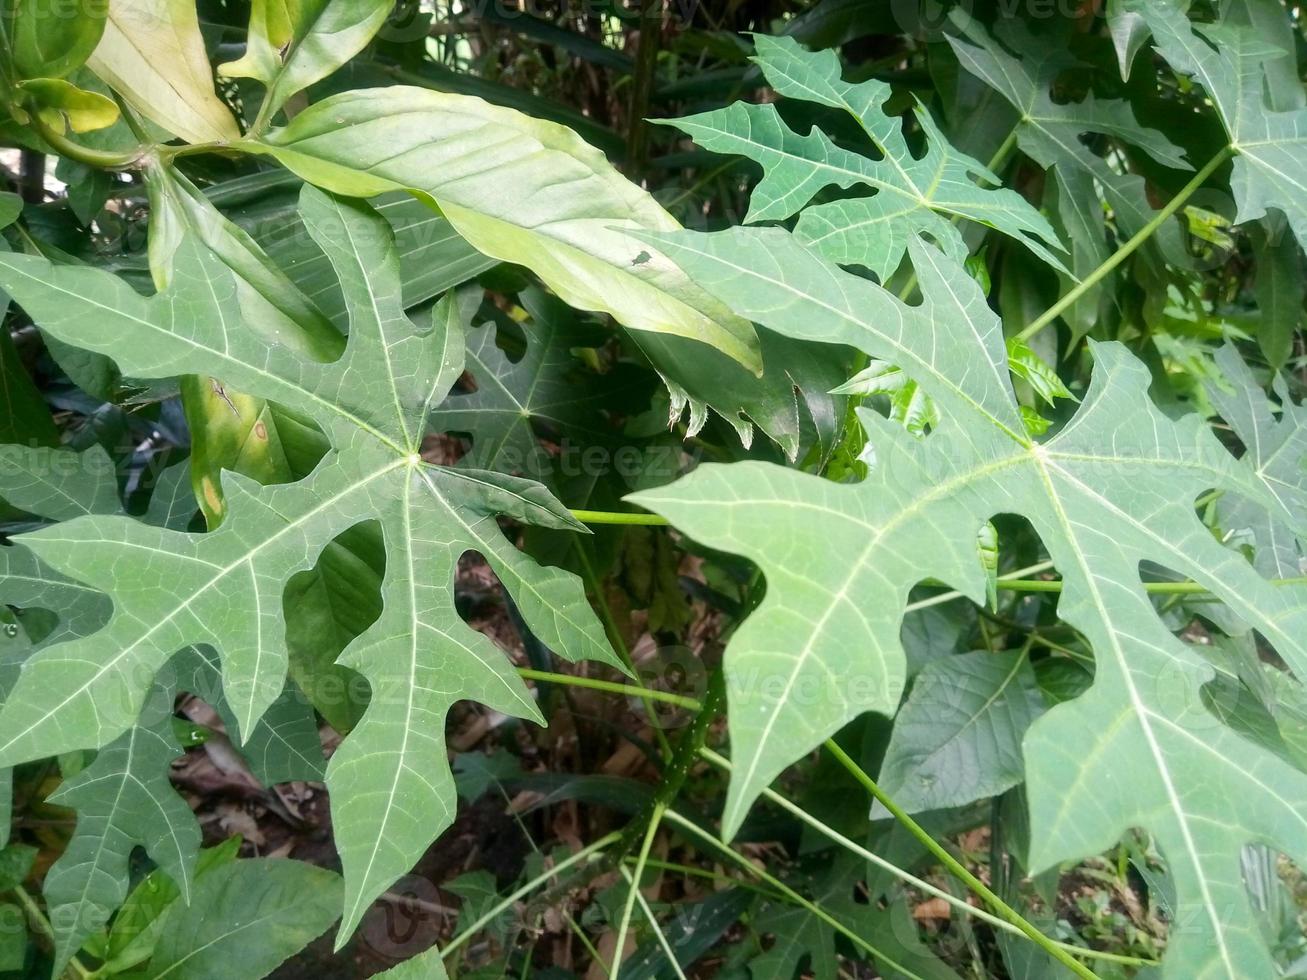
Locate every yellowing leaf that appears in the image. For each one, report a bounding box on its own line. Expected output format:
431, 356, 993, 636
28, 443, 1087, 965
87, 0, 240, 144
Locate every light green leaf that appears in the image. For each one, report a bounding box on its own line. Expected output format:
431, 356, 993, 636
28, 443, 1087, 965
219, 0, 393, 124
1206, 344, 1307, 579
1005, 338, 1074, 407
661, 34, 1065, 279
251, 87, 762, 372
630, 224, 1307, 977
87, 0, 240, 144
137, 859, 342, 980
0, 187, 619, 943
15, 77, 118, 133
6, 0, 106, 79
877, 650, 1045, 813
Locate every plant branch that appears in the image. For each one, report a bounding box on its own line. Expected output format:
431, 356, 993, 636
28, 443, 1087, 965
441, 830, 621, 961
661, 809, 935, 980
698, 747, 1155, 969
819, 740, 1101, 980
1017, 145, 1234, 342
570, 509, 669, 526
29, 116, 139, 170
517, 667, 701, 711
610, 802, 665, 979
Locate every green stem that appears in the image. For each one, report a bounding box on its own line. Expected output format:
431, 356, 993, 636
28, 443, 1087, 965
1017, 145, 1234, 342
610, 802, 665, 979
517, 667, 701, 711
820, 740, 1101, 980
570, 509, 668, 526
13, 886, 92, 980
998, 575, 1307, 595
698, 748, 1154, 969
441, 831, 620, 961
661, 809, 934, 980
30, 116, 138, 170
617, 866, 689, 980
571, 541, 673, 757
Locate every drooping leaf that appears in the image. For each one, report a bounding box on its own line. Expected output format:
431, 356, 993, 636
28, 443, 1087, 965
877, 650, 1046, 814
0, 187, 620, 943
0, 320, 58, 447
631, 225, 1307, 977
661, 34, 1065, 280
219, 0, 393, 123
135, 858, 342, 980
14, 77, 118, 133
87, 0, 240, 144
249, 87, 762, 372
1249, 220, 1304, 369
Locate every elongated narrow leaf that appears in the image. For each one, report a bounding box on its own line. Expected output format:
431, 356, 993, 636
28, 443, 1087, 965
0, 188, 619, 943
220, 0, 393, 121
251, 88, 761, 372
631, 224, 1307, 977
662, 34, 1065, 279
87, 0, 240, 144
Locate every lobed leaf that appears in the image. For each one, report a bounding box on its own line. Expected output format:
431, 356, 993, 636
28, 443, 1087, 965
0, 187, 621, 943
630, 224, 1307, 977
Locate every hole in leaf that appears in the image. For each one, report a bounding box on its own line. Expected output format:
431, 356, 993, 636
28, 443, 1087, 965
281, 519, 384, 733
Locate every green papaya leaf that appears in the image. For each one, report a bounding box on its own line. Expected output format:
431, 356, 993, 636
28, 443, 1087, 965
630, 224, 1307, 977
660, 34, 1065, 280
1128, 0, 1307, 250
0, 187, 620, 944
